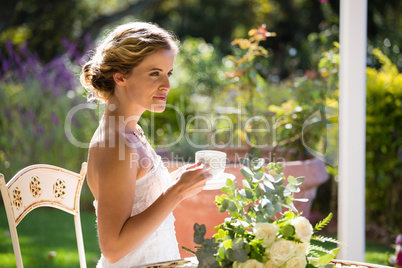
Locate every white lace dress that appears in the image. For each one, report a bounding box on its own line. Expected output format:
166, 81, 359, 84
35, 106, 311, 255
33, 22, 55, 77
93, 145, 181, 267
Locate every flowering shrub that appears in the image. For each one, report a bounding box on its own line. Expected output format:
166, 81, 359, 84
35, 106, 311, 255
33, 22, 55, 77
187, 148, 340, 267
0, 40, 97, 203
225, 24, 276, 117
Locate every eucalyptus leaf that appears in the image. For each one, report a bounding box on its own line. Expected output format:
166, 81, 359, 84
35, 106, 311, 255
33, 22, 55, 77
275, 203, 282, 214
294, 198, 309, 202
232, 238, 244, 250
241, 167, 253, 179
286, 201, 298, 213
263, 180, 275, 190
221, 186, 231, 194
287, 176, 298, 185
286, 184, 300, 193
255, 187, 263, 199
254, 172, 264, 180
296, 176, 305, 185
283, 188, 291, 197
245, 189, 254, 199
251, 158, 265, 171
228, 201, 237, 212
222, 199, 229, 210
240, 158, 251, 167
267, 205, 275, 216
280, 224, 296, 237
273, 174, 284, 183
225, 248, 235, 262
233, 248, 248, 262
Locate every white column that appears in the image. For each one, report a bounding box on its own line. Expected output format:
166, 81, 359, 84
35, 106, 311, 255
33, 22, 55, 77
338, 0, 367, 262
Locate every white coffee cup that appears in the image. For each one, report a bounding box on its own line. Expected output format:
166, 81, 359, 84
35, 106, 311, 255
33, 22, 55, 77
195, 150, 227, 180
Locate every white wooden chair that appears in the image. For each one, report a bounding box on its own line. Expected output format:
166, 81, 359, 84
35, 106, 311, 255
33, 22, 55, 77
0, 163, 88, 268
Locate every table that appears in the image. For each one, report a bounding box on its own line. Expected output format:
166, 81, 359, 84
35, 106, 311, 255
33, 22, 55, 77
141, 257, 392, 267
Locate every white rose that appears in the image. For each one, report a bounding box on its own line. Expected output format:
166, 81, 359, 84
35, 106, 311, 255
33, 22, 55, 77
284, 253, 307, 268
254, 223, 279, 247
233, 259, 264, 268
269, 239, 295, 266
294, 241, 309, 254
264, 260, 280, 268
291, 216, 313, 242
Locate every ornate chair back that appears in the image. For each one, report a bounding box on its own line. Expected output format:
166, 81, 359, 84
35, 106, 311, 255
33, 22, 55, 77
0, 163, 87, 268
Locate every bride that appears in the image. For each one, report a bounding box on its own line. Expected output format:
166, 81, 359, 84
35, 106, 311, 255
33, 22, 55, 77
80, 22, 211, 267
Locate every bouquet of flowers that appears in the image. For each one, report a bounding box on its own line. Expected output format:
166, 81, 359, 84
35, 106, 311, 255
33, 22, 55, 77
186, 148, 341, 268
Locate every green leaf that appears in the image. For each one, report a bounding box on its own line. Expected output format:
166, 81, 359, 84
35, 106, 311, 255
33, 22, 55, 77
255, 187, 263, 199
287, 176, 298, 184
217, 229, 226, 239
193, 223, 206, 244
245, 189, 254, 199
274, 203, 282, 214
241, 167, 253, 180
280, 224, 296, 237
273, 175, 284, 184
254, 172, 264, 180
233, 248, 248, 262
228, 201, 237, 212
222, 239, 233, 248
286, 184, 300, 193
243, 179, 252, 189
247, 147, 262, 159
314, 213, 333, 231
317, 248, 340, 266
296, 176, 305, 184
225, 248, 235, 262
232, 238, 244, 250
312, 235, 346, 247
285, 202, 298, 213
263, 181, 275, 192
218, 245, 225, 259
240, 158, 251, 167
251, 158, 265, 171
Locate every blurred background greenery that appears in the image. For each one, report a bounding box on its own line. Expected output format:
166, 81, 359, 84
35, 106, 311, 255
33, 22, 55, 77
0, 0, 401, 266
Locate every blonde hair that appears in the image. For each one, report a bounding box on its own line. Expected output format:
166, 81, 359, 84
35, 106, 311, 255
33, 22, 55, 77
80, 22, 180, 101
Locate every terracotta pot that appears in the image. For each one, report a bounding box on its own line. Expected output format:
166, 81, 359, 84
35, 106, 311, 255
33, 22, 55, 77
160, 146, 329, 258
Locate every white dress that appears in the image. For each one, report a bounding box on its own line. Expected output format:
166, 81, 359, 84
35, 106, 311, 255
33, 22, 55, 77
93, 132, 181, 267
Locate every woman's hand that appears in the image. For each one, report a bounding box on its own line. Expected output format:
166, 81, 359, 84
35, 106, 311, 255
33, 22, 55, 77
170, 163, 212, 201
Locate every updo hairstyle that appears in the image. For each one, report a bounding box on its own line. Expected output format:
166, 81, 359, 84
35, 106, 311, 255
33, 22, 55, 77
80, 22, 180, 101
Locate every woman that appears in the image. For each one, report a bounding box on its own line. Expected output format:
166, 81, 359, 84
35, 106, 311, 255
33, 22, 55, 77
80, 22, 211, 267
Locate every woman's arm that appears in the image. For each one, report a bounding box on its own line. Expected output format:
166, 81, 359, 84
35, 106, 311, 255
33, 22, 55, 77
92, 143, 209, 263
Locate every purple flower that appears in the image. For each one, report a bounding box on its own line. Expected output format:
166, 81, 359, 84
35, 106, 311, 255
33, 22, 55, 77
1, 58, 10, 77
319, 0, 328, 3
51, 113, 59, 125
5, 42, 14, 56
396, 234, 402, 245
4, 109, 11, 118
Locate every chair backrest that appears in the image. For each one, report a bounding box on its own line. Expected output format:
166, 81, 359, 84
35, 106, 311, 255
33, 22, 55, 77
0, 163, 88, 268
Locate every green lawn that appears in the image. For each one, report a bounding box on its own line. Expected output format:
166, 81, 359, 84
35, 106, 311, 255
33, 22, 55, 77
0, 206, 394, 267
366, 240, 393, 266
0, 206, 101, 268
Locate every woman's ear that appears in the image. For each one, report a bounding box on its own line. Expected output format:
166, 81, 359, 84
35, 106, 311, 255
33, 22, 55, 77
113, 73, 126, 86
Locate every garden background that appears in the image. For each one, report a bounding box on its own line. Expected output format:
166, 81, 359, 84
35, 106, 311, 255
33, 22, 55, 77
0, 0, 401, 267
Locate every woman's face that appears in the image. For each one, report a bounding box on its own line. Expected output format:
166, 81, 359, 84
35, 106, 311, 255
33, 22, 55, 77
121, 49, 175, 114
